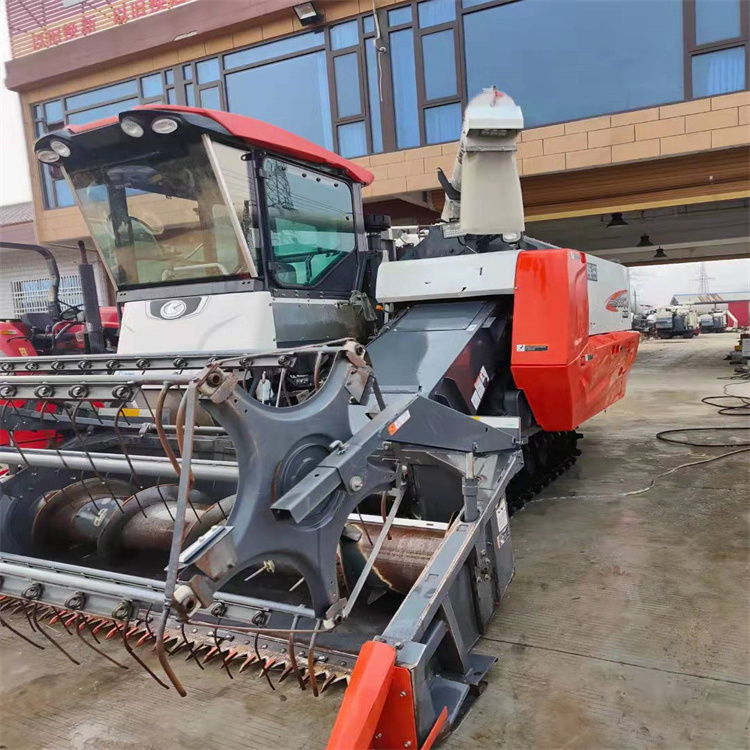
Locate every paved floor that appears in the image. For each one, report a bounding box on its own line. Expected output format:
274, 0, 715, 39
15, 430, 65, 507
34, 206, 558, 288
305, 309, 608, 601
1, 333, 748, 750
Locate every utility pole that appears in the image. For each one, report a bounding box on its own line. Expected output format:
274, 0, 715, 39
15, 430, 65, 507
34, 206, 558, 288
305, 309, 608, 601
695, 262, 714, 295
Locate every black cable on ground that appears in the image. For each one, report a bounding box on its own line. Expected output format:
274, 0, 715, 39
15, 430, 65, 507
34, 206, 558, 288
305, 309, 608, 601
541, 365, 750, 502
656, 426, 750, 447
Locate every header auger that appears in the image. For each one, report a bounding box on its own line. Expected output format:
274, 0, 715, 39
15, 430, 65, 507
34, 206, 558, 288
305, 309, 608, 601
1, 88, 639, 748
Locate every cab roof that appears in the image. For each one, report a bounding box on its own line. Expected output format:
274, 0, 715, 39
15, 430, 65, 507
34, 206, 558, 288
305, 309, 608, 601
64, 104, 374, 186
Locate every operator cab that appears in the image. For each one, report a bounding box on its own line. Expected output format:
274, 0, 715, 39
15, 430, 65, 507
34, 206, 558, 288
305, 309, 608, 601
34, 107, 377, 353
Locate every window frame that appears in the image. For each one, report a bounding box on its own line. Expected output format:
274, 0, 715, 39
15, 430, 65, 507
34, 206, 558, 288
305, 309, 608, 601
684, 0, 750, 98
258, 153, 360, 294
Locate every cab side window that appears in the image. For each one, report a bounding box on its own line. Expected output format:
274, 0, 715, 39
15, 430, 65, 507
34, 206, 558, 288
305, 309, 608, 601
264, 157, 356, 288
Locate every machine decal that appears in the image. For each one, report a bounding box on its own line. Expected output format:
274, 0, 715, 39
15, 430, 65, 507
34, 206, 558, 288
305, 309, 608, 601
515, 344, 548, 352
147, 296, 206, 321
470, 366, 490, 410
496, 499, 510, 548
605, 289, 630, 315
160, 300, 187, 319
586, 262, 598, 281
387, 410, 411, 436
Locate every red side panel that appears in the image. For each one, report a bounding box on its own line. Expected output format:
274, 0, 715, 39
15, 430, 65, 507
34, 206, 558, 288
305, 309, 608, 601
728, 300, 749, 328
99, 306, 119, 330
511, 249, 639, 431
0, 325, 57, 454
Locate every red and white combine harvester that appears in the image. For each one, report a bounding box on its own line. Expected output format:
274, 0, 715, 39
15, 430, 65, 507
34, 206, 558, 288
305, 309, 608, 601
0, 89, 638, 748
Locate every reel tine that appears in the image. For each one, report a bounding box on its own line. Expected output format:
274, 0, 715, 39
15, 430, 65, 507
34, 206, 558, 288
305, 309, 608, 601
75, 614, 129, 670
307, 620, 323, 698
221, 649, 237, 680
21, 602, 39, 633
320, 673, 339, 693
31, 604, 81, 665
288, 621, 306, 691
253, 631, 275, 691
120, 616, 170, 691
0, 613, 45, 650
178, 623, 204, 670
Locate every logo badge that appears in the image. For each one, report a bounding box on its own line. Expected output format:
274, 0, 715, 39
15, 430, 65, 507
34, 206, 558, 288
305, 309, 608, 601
605, 289, 629, 313
159, 299, 188, 320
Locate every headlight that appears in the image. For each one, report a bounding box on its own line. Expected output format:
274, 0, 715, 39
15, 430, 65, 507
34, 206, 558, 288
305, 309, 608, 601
50, 140, 71, 157
151, 117, 179, 134
37, 149, 60, 164
121, 118, 145, 138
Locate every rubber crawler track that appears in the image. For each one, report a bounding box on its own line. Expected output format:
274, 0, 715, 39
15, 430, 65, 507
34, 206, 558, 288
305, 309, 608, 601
506, 430, 582, 514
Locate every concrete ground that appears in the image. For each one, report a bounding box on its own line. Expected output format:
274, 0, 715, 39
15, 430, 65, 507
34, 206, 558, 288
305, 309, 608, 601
1, 333, 748, 750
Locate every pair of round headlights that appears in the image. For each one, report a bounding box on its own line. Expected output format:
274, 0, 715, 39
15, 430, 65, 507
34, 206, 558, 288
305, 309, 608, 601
120, 116, 179, 138
36, 116, 179, 163
36, 139, 70, 163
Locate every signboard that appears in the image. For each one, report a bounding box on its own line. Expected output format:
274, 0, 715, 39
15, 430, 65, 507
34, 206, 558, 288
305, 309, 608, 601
6, 0, 198, 59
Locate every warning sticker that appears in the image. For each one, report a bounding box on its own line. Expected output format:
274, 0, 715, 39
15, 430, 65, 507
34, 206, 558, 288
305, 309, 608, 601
515, 344, 548, 352
470, 366, 489, 410
387, 409, 411, 436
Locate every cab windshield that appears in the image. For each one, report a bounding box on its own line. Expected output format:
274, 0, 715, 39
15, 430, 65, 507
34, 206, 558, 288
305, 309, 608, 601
68, 141, 253, 288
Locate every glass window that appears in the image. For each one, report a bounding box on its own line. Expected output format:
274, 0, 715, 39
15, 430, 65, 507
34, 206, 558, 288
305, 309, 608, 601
463, 0, 684, 128
390, 29, 420, 148
462, 0, 487, 5
54, 178, 75, 208
141, 73, 163, 98
44, 100, 63, 124
165, 69, 175, 85
209, 141, 261, 270
224, 31, 324, 70
34, 104, 43, 119
425, 102, 462, 143
365, 44, 384, 152
68, 142, 251, 288
167, 88, 177, 104
388, 6, 412, 26
418, 0, 455, 28
186, 84, 196, 107
334, 53, 362, 117
363, 15, 375, 34
422, 30, 457, 99
200, 86, 222, 110
331, 20, 359, 50
67, 98, 140, 125
338, 121, 368, 157
65, 81, 138, 111
182, 64, 193, 81
263, 157, 356, 288
196, 58, 220, 84
695, 0, 740, 45
226, 51, 333, 149
692, 47, 746, 97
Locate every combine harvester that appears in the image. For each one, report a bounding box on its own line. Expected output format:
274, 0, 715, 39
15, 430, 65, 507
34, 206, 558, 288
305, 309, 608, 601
655, 305, 700, 339
0, 90, 638, 748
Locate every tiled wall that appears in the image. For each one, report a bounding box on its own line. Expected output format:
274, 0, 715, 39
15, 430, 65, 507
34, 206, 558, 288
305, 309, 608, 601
356, 90, 750, 200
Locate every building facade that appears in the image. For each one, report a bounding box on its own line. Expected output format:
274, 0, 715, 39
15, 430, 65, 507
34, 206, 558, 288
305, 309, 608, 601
4, 0, 750, 273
